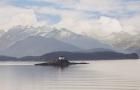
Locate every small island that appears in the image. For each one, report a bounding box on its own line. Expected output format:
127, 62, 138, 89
35, 56, 89, 67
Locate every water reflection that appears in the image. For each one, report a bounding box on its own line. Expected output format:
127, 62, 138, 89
0, 60, 140, 90
36, 65, 70, 70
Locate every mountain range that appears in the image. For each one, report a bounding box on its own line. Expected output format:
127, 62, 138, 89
103, 31, 140, 56
18, 51, 139, 61
2, 36, 80, 57
0, 25, 139, 57
0, 51, 138, 61
0, 26, 112, 57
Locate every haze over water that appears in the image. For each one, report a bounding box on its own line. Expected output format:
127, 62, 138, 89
0, 60, 140, 90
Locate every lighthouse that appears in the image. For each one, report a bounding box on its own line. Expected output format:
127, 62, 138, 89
58, 56, 65, 61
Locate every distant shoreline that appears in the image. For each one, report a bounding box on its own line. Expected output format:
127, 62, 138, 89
0, 51, 138, 61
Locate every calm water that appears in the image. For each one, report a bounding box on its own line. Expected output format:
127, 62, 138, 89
0, 60, 140, 90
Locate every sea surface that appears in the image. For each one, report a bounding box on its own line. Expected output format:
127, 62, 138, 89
0, 60, 140, 90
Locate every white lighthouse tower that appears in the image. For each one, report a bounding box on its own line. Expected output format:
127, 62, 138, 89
58, 56, 65, 61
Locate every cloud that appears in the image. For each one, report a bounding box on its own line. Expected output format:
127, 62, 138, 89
0, 0, 139, 39
41, 0, 79, 5
36, 13, 61, 25
33, 6, 94, 33
0, 5, 38, 31
76, 0, 122, 13
33, 6, 126, 36
120, 13, 140, 34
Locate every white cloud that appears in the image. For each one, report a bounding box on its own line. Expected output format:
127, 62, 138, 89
97, 16, 123, 35
47, 0, 78, 4
125, 1, 140, 11
0, 0, 140, 40
120, 13, 140, 34
34, 4, 140, 40
34, 7, 94, 34
35, 0, 78, 4
0, 5, 38, 31
35, 0, 122, 12
76, 0, 122, 13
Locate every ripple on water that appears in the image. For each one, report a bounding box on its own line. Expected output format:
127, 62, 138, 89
0, 60, 140, 90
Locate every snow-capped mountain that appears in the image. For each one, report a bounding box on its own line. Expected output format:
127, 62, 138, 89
0, 25, 113, 57
0, 25, 54, 50
43, 28, 111, 49
0, 26, 37, 50
103, 31, 134, 49
0, 25, 112, 49
1, 36, 80, 57
100, 31, 140, 56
